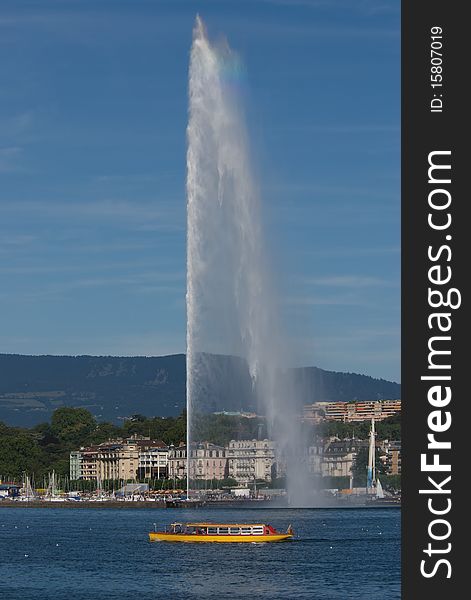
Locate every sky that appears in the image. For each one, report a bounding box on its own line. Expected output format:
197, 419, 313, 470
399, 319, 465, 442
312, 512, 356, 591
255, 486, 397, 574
0, 0, 400, 382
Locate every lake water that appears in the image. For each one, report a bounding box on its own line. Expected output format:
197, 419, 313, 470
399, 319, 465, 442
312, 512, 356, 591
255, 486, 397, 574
0, 507, 400, 599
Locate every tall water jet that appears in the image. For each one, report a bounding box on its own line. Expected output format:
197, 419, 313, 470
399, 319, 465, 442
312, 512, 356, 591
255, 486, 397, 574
186, 16, 312, 505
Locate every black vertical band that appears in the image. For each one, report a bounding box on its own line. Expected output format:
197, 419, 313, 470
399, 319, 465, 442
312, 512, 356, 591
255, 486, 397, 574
402, 1, 466, 596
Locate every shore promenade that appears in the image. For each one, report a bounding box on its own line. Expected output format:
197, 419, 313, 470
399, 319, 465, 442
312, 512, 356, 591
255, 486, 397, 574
0, 497, 400, 509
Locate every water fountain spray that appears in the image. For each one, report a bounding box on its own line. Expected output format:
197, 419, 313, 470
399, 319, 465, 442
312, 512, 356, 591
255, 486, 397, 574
186, 16, 311, 505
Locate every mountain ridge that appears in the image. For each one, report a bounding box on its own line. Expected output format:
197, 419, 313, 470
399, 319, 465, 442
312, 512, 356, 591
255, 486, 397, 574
0, 353, 400, 427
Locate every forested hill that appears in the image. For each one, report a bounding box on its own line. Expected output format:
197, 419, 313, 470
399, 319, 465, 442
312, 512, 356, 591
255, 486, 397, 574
0, 353, 400, 427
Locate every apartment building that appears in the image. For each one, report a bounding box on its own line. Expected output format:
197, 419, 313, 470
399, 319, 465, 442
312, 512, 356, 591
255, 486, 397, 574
303, 400, 401, 423
226, 439, 275, 484
167, 443, 228, 481
70, 437, 167, 482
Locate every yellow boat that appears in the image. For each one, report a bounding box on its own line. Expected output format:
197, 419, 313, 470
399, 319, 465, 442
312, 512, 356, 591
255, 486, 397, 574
149, 522, 294, 543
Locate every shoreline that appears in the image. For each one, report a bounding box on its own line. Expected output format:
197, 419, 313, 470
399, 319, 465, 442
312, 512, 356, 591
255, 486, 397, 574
0, 499, 401, 510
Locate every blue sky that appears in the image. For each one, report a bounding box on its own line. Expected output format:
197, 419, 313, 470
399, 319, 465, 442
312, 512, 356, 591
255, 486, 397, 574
0, 0, 400, 382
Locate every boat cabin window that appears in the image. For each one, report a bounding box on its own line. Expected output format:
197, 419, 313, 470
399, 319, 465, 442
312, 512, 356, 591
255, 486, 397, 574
241, 527, 252, 535
217, 527, 229, 534
251, 526, 264, 535
229, 527, 241, 535
207, 527, 218, 534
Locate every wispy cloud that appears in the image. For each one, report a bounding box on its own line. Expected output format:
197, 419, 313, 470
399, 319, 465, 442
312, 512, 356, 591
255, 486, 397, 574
264, 182, 398, 200
283, 293, 373, 307
0, 233, 36, 247
0, 198, 184, 230
0, 269, 184, 301
0, 261, 183, 276
302, 275, 397, 288
0, 146, 22, 172
302, 245, 400, 258
0, 111, 34, 137
276, 123, 399, 135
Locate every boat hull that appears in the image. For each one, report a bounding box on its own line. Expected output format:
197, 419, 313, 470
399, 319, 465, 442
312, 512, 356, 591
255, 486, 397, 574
149, 532, 292, 543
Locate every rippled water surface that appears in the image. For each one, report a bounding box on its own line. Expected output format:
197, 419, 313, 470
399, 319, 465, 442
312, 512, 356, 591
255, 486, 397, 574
0, 507, 400, 599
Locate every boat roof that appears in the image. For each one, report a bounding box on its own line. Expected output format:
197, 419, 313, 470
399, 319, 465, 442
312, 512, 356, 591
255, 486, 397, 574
183, 523, 267, 527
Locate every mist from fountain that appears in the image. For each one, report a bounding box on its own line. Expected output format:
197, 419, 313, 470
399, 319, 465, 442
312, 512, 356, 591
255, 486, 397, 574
186, 16, 313, 506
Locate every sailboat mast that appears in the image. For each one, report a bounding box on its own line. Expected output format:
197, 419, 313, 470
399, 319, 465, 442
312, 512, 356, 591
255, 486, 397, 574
367, 418, 375, 492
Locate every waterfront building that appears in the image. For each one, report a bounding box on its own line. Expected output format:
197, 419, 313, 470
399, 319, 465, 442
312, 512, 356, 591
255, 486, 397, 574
306, 439, 371, 479
97, 440, 137, 481
138, 445, 169, 479
80, 445, 99, 481
307, 445, 323, 475
69, 450, 82, 480
227, 439, 275, 484
320, 440, 357, 478
167, 444, 187, 480
302, 402, 330, 424
303, 400, 401, 423
382, 440, 402, 475
70, 437, 167, 482
167, 443, 228, 481
192, 442, 227, 480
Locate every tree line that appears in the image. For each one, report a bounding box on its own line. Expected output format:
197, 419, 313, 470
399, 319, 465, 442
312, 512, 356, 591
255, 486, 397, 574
0, 406, 400, 482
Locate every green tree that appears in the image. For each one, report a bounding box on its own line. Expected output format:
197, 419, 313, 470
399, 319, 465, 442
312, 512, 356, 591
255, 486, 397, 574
163, 412, 187, 445
94, 421, 122, 443
0, 432, 47, 479
50, 407, 97, 448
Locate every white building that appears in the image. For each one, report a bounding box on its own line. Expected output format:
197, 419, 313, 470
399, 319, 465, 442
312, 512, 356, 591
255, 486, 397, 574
226, 439, 275, 484
138, 446, 169, 479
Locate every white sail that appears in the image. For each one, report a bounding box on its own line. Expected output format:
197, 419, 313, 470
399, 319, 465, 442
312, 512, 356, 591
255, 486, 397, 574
376, 477, 384, 499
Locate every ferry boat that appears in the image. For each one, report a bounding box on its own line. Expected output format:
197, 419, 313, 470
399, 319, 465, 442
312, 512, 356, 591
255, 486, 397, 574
149, 522, 294, 543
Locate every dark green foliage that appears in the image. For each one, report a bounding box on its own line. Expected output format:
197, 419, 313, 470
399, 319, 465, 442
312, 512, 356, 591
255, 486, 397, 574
376, 413, 401, 440
382, 474, 401, 492
51, 407, 97, 447
192, 413, 266, 446
0, 428, 47, 479
316, 413, 401, 441
0, 408, 190, 481
121, 412, 186, 446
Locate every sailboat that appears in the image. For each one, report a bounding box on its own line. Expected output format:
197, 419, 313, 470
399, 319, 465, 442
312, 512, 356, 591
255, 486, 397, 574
366, 418, 376, 493
366, 418, 386, 501
45, 470, 65, 502
19, 473, 36, 502
376, 477, 384, 499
